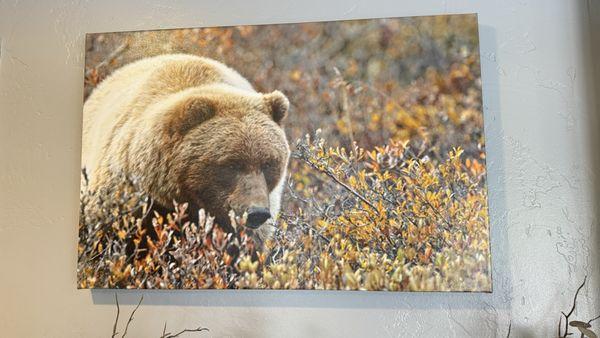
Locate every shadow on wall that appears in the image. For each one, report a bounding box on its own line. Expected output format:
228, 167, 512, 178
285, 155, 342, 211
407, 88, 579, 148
88, 22, 510, 327
91, 288, 496, 309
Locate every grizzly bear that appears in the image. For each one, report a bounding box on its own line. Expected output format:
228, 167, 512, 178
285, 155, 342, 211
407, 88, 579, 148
82, 54, 290, 244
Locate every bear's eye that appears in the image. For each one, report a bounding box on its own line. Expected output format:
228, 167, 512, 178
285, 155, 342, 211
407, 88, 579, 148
227, 162, 243, 171
261, 161, 281, 188
261, 162, 274, 172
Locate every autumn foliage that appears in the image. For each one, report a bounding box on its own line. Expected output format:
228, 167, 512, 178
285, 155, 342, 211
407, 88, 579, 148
78, 14, 491, 291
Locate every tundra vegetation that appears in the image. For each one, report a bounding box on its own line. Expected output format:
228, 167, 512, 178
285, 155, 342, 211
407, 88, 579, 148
78, 15, 492, 291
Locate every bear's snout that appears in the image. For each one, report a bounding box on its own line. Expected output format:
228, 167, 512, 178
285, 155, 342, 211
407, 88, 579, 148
246, 206, 271, 229
227, 171, 272, 229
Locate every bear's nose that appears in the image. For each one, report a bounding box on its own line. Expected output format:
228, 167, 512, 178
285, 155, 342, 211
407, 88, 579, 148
246, 207, 271, 229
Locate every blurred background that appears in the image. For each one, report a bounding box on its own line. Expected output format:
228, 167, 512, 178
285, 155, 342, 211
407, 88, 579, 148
84, 15, 483, 156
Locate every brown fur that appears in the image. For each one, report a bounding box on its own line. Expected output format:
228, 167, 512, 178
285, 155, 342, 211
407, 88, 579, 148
82, 54, 290, 242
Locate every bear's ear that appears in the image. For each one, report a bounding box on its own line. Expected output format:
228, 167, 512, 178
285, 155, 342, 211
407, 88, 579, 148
168, 96, 217, 135
263, 90, 289, 124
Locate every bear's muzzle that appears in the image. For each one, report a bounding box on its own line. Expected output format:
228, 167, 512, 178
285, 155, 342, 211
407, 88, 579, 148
228, 171, 272, 229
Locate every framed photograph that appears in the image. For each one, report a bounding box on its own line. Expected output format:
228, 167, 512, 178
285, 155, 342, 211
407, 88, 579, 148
78, 13, 491, 291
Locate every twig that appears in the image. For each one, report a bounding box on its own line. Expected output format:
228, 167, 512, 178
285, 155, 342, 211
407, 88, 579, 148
560, 276, 587, 337
566, 276, 587, 318
121, 295, 144, 338
142, 197, 155, 221
588, 314, 600, 325
506, 321, 511, 338
305, 159, 380, 215
110, 295, 209, 337
279, 213, 330, 244
160, 326, 209, 338
558, 316, 562, 338
112, 294, 120, 338
402, 147, 456, 230
333, 67, 355, 146
415, 189, 455, 230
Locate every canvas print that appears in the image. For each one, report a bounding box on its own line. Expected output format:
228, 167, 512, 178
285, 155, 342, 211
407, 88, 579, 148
78, 14, 492, 291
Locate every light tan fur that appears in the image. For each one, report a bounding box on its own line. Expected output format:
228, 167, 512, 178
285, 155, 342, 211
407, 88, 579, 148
82, 54, 290, 242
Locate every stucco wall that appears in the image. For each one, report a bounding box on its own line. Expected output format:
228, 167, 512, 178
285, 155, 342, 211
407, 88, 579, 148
0, 1, 598, 337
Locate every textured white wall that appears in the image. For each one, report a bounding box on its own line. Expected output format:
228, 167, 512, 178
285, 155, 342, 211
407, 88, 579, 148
0, 0, 598, 337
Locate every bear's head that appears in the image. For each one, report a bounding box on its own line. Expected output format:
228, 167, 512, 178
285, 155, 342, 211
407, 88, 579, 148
163, 87, 290, 233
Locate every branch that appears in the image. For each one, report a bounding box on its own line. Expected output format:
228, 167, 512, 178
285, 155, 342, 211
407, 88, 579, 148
332, 67, 355, 146
558, 316, 562, 338
567, 276, 587, 318
142, 197, 155, 221
161, 326, 209, 338
121, 295, 144, 338
415, 189, 455, 230
304, 159, 380, 215
588, 314, 600, 325
280, 213, 331, 244
110, 295, 209, 338
560, 276, 587, 337
402, 147, 455, 230
112, 294, 120, 338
